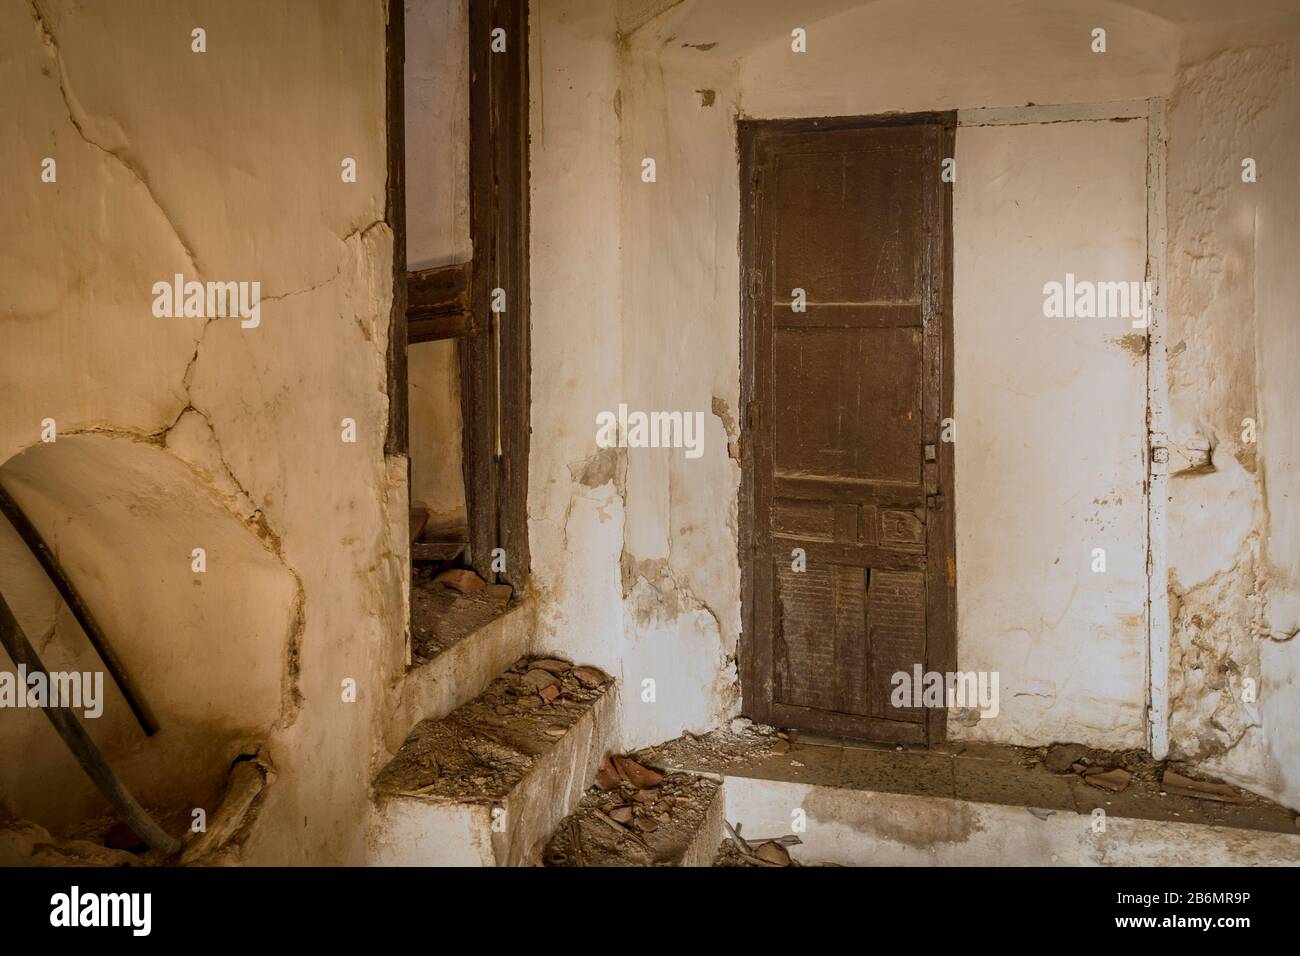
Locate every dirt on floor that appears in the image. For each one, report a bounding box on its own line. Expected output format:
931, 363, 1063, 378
373, 657, 613, 802
543, 772, 721, 867
409, 570, 508, 665
645, 724, 1300, 835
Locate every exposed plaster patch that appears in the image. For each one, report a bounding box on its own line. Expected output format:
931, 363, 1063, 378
710, 395, 739, 460
568, 446, 626, 493
1168, 538, 1266, 766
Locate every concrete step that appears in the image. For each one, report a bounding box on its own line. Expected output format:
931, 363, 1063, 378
383, 597, 535, 755
368, 657, 618, 866
541, 771, 723, 867
643, 731, 1300, 867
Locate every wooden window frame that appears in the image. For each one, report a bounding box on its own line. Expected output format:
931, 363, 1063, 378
389, 0, 531, 589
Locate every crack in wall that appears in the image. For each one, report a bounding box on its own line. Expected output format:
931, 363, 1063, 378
28, 0, 202, 275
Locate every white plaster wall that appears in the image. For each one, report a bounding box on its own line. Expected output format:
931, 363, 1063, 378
405, 0, 470, 270
526, 0, 627, 685
1159, 27, 1300, 809
952, 118, 1151, 749
409, 339, 465, 523
1, 0, 406, 863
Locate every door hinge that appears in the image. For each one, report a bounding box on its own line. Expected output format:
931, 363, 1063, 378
1150, 431, 1169, 476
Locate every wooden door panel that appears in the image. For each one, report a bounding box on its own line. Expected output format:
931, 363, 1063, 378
740, 114, 955, 745
772, 326, 923, 484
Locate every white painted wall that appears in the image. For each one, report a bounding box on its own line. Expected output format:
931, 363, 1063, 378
953, 117, 1151, 749
526, 0, 627, 682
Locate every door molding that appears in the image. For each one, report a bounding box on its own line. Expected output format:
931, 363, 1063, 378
737, 111, 957, 745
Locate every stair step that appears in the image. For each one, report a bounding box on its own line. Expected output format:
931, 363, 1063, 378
542, 772, 723, 867
369, 658, 618, 866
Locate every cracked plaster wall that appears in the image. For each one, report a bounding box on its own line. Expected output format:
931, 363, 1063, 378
1163, 31, 1300, 808
1, 1, 407, 863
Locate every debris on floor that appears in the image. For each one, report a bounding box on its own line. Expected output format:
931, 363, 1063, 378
634, 721, 788, 769
435, 568, 486, 594
1083, 767, 1133, 793
374, 658, 614, 802
410, 568, 510, 665
542, 771, 722, 867
1162, 770, 1250, 804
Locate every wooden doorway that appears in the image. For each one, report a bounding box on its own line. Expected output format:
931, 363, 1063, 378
738, 114, 956, 745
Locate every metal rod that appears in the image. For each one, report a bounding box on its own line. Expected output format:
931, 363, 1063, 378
0, 589, 179, 855
0, 481, 157, 735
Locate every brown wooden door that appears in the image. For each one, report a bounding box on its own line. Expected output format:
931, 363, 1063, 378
739, 115, 955, 745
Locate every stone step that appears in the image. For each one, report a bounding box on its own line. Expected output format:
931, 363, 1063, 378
643, 731, 1300, 867
383, 597, 535, 755
541, 770, 723, 867
368, 657, 618, 866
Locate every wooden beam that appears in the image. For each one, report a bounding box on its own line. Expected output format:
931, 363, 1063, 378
493, 0, 532, 590
384, 0, 409, 458
461, 0, 531, 586
408, 262, 471, 318
407, 262, 472, 342
0, 589, 179, 855
461, 0, 502, 582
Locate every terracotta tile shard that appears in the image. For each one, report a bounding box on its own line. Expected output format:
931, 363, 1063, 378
595, 755, 621, 791
1083, 767, 1132, 792
483, 583, 513, 606
539, 684, 561, 702
435, 569, 486, 593
1162, 771, 1249, 804
531, 658, 572, 675
571, 666, 610, 687
634, 817, 658, 833
755, 841, 792, 866
608, 806, 634, 824
613, 755, 664, 790
523, 668, 560, 691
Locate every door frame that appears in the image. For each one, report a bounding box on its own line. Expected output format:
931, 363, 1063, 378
737, 111, 957, 746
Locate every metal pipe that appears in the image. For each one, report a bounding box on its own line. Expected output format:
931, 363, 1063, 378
0, 589, 179, 855
0, 481, 157, 735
